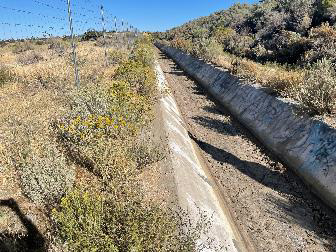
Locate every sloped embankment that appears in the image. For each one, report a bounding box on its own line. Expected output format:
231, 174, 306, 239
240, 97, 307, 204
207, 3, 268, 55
156, 43, 336, 211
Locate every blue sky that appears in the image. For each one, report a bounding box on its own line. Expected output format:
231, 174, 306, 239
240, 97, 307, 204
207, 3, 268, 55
0, 0, 259, 40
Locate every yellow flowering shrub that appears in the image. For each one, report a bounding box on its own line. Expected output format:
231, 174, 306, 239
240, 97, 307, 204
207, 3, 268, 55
132, 35, 155, 67
52, 35, 206, 252
109, 49, 129, 65
59, 114, 127, 142
114, 60, 156, 98
58, 39, 157, 144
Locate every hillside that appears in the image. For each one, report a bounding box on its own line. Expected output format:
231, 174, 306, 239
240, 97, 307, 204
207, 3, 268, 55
158, 0, 336, 116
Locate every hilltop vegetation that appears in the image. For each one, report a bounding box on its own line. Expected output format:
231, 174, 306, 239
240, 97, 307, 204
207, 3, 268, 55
158, 0, 336, 116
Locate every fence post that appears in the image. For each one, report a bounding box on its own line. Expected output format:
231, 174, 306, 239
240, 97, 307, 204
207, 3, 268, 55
100, 5, 108, 66
121, 18, 125, 45
67, 0, 80, 88
114, 16, 117, 32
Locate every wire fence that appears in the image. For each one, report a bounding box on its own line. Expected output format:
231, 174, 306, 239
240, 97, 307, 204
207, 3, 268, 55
0, 0, 138, 40
0, 0, 140, 87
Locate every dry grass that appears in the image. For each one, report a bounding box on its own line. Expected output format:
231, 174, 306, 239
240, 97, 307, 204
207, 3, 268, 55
0, 40, 82, 244
214, 52, 304, 95
0, 38, 127, 249
0, 41, 75, 252
214, 51, 336, 115
166, 38, 335, 116
0, 35, 205, 251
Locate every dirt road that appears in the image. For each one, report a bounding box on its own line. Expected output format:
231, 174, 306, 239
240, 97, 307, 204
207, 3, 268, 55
157, 50, 336, 252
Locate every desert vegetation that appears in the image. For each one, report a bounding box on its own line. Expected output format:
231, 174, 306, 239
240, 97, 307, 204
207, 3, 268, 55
157, 0, 336, 116
0, 33, 207, 251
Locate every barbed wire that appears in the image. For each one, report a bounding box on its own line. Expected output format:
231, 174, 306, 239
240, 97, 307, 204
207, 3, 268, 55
58, 0, 97, 14
0, 4, 101, 27
0, 22, 65, 31
31, 0, 65, 12
0, 0, 140, 41
0, 0, 141, 89
31, 0, 98, 20
0, 5, 65, 22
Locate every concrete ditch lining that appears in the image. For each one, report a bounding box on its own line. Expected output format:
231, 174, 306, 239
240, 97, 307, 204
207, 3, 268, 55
155, 61, 251, 251
155, 43, 336, 212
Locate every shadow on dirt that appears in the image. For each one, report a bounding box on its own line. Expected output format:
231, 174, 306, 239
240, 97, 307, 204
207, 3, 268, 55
0, 199, 46, 252
191, 116, 239, 137
188, 130, 336, 250
188, 131, 291, 194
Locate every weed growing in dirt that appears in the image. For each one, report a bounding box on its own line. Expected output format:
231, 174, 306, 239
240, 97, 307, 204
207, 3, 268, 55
109, 49, 129, 65
52, 189, 204, 252
0, 65, 12, 87
17, 51, 44, 65
291, 58, 336, 114
11, 41, 34, 54
18, 143, 75, 205
129, 141, 165, 169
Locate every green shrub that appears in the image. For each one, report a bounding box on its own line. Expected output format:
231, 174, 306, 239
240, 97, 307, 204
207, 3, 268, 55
11, 41, 34, 54
57, 83, 147, 147
291, 58, 336, 114
132, 42, 155, 67
18, 143, 75, 205
191, 27, 209, 40
227, 34, 254, 57
17, 51, 44, 65
53, 189, 201, 252
52, 190, 118, 252
129, 141, 165, 169
114, 60, 157, 98
81, 29, 102, 41
171, 38, 194, 54
109, 49, 129, 65
251, 43, 269, 61
267, 31, 308, 64
0, 65, 12, 87
213, 27, 236, 44
302, 23, 336, 64
199, 39, 223, 61
321, 0, 336, 8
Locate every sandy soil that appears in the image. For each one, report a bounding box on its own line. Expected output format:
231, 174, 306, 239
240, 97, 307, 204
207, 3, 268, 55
157, 50, 336, 252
